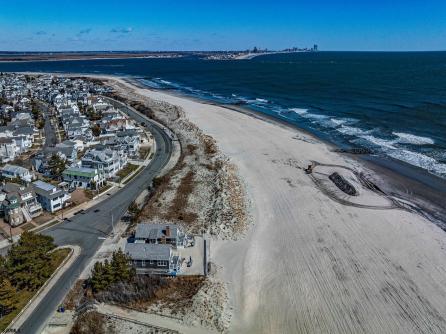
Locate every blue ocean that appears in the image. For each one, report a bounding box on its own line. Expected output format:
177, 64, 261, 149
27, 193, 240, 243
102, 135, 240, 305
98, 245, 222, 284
1, 52, 445, 178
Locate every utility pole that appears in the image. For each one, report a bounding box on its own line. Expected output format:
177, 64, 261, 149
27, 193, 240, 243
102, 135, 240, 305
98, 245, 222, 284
111, 213, 115, 237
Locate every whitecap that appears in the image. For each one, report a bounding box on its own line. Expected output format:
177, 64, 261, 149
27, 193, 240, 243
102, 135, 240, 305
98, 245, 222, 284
359, 135, 397, 150
330, 118, 347, 126
388, 149, 446, 176
392, 132, 435, 145
304, 113, 329, 120
255, 98, 269, 103
289, 108, 308, 115
337, 125, 371, 136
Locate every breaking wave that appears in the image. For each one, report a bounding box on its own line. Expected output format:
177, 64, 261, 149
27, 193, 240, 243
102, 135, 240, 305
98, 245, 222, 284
393, 132, 435, 145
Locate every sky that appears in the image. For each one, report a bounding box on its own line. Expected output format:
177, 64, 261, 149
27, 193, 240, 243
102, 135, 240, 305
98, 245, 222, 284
0, 0, 445, 52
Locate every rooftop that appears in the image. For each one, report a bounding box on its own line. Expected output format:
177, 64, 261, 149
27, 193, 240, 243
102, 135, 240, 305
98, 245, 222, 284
125, 243, 172, 261
135, 223, 182, 240
1, 164, 30, 175
63, 167, 98, 178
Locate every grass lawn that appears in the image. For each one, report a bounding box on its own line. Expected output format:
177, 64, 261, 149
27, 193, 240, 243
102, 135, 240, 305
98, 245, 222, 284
116, 163, 139, 181
0, 248, 71, 331
84, 183, 112, 199
139, 146, 151, 159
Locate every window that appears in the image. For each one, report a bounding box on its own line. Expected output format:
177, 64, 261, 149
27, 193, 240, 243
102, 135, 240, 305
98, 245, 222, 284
158, 260, 168, 267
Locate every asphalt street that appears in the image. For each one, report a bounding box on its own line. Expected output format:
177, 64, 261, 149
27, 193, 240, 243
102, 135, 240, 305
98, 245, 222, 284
40, 101, 58, 148
18, 98, 173, 333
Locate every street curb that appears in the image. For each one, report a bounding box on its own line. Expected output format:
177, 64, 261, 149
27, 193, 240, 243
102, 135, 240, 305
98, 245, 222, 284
3, 245, 80, 333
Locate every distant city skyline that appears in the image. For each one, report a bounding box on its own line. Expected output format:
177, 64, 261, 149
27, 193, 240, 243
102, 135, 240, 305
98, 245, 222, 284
0, 0, 445, 52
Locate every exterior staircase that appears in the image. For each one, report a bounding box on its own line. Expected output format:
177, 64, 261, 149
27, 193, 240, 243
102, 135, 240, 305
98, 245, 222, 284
21, 207, 32, 223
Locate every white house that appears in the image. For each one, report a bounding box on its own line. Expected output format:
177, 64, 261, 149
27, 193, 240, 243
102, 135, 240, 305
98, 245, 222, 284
81, 146, 127, 179
32, 180, 71, 213
0, 138, 17, 163
62, 166, 105, 189
1, 164, 34, 182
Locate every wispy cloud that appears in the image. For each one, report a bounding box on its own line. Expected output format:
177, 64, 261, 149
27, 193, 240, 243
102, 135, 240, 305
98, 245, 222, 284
110, 27, 133, 34
78, 28, 92, 35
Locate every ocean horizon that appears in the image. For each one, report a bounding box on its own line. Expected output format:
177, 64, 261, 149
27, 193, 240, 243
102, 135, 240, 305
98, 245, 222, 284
1, 51, 445, 182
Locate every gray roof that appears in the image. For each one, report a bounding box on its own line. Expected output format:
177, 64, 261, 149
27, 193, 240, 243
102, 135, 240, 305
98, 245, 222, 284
13, 127, 35, 136
0, 183, 35, 204
135, 224, 181, 240
32, 180, 65, 199
125, 243, 171, 261
1, 164, 30, 175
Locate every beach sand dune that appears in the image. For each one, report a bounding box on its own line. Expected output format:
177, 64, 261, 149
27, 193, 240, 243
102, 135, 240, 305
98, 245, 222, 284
115, 79, 446, 334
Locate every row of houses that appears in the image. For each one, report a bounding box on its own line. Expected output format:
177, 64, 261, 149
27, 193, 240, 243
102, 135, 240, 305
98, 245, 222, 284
51, 91, 143, 188
0, 105, 40, 162
0, 74, 148, 227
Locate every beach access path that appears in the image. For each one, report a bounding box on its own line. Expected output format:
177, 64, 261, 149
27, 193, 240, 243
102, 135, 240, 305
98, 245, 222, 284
116, 77, 446, 334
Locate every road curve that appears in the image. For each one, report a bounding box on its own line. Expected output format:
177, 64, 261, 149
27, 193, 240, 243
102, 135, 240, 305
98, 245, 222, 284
18, 98, 174, 334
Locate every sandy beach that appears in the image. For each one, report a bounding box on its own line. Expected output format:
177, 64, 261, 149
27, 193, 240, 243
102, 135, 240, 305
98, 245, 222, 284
26, 72, 446, 333
106, 77, 446, 334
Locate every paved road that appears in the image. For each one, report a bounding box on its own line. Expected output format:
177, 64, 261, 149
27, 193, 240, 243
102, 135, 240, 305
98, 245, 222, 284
18, 99, 173, 334
39, 101, 58, 148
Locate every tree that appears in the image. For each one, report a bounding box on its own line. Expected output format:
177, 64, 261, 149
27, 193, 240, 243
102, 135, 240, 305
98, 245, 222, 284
90, 262, 107, 292
89, 250, 134, 292
31, 100, 40, 120
111, 249, 134, 283
48, 154, 66, 178
91, 124, 101, 137
0, 279, 18, 317
0, 256, 7, 282
36, 118, 45, 129
7, 232, 56, 290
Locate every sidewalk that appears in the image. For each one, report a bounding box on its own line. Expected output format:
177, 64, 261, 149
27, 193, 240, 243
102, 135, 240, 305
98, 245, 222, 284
95, 303, 215, 334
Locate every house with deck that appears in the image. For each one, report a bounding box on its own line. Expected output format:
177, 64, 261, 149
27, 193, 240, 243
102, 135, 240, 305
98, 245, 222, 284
125, 243, 181, 275
134, 223, 187, 248
32, 180, 71, 213
0, 183, 42, 225
62, 166, 105, 189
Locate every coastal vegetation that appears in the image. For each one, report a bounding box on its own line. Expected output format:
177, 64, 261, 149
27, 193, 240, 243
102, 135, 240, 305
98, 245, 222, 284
67, 250, 206, 315
88, 250, 135, 292
0, 232, 70, 331
105, 84, 249, 239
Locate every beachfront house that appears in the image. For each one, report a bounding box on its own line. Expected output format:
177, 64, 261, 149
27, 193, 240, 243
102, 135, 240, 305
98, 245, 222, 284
125, 243, 180, 275
134, 223, 186, 248
62, 166, 105, 189
32, 180, 71, 213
